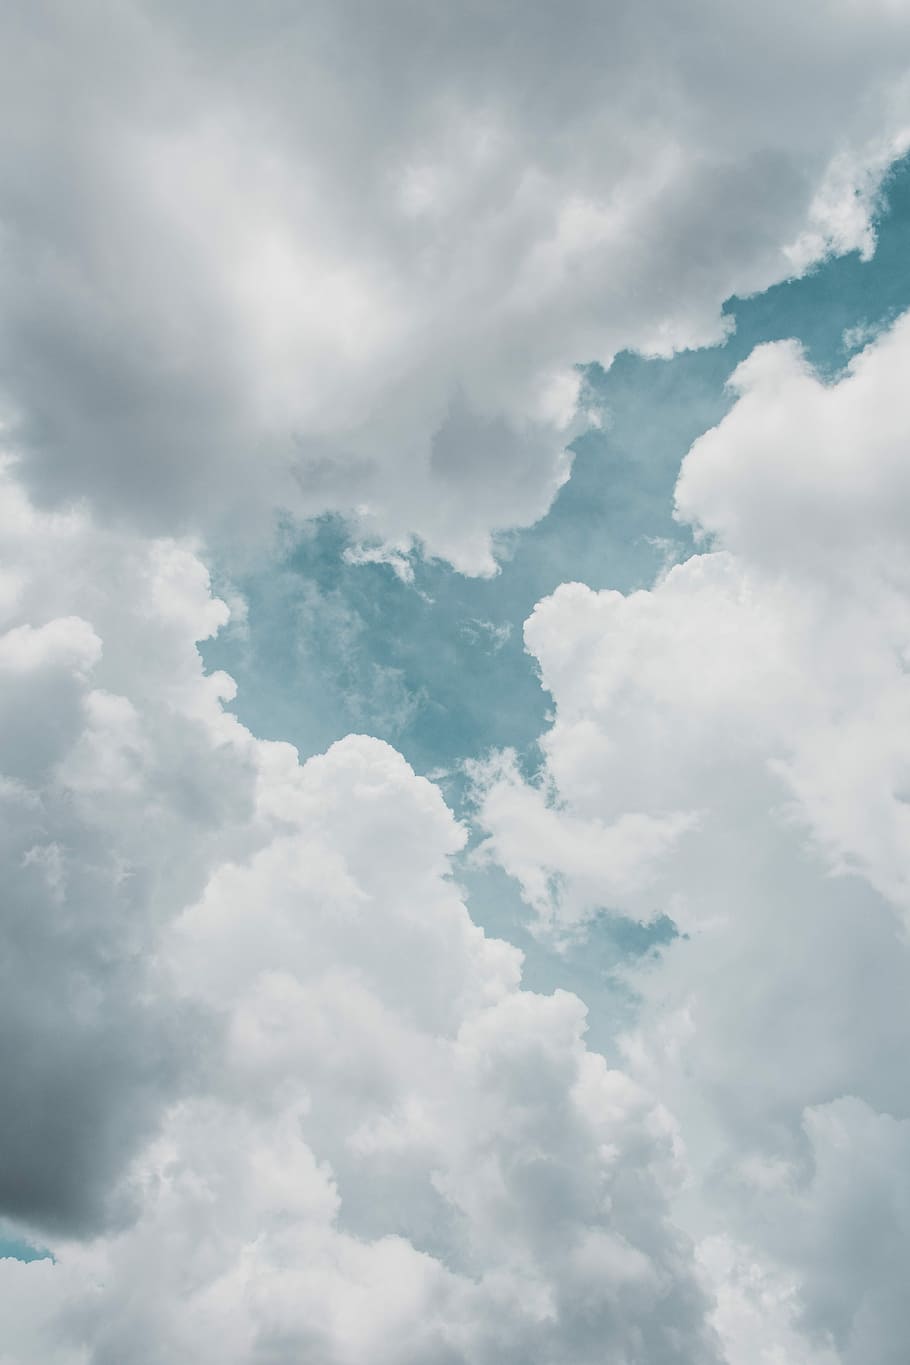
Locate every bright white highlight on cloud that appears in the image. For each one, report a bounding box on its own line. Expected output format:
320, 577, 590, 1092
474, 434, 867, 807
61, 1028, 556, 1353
2, 2, 910, 572
476, 313, 910, 1361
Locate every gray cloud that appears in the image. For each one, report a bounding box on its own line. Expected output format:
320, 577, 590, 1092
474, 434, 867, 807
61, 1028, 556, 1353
1, 1, 909, 570
0, 466, 263, 1234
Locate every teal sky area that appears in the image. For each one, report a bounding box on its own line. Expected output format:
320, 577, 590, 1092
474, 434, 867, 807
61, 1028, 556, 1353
0, 1238, 51, 1264
203, 155, 910, 1036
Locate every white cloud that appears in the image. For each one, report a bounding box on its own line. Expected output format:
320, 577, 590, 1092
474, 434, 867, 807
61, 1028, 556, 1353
0, 454, 723, 1362
5, 10, 910, 1358
478, 315, 910, 929
2, 3, 910, 571
475, 311, 910, 1359
470, 747, 697, 937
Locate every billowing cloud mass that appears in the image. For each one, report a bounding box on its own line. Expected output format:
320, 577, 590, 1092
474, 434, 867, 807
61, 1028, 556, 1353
2, 1, 910, 571
476, 313, 910, 1360
0, 455, 724, 1362
5, 6, 910, 1362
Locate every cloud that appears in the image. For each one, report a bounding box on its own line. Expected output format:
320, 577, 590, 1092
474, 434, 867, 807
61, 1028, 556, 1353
6, 10, 910, 1359
0, 451, 267, 1233
470, 747, 697, 937
2, 2, 910, 571
478, 314, 910, 929
475, 311, 910, 1358
0, 453, 723, 1362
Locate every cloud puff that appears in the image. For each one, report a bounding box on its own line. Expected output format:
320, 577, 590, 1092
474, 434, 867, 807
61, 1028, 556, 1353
477, 313, 910, 929
3, 2, 910, 571
474, 312, 910, 1358
0, 454, 722, 1362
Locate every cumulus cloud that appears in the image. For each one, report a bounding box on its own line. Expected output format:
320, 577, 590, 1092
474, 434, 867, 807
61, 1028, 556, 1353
0, 451, 267, 1233
477, 313, 910, 928
2, 1, 910, 571
0, 454, 723, 1362
475, 311, 910, 1358
6, 8, 910, 1360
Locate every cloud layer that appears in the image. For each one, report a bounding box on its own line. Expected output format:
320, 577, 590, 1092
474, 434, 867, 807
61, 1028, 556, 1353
5, 8, 910, 1361
3, 1, 910, 570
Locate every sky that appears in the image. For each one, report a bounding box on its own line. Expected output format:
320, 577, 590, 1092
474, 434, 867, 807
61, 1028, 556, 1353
4, 4, 910, 1362
206, 158, 910, 779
